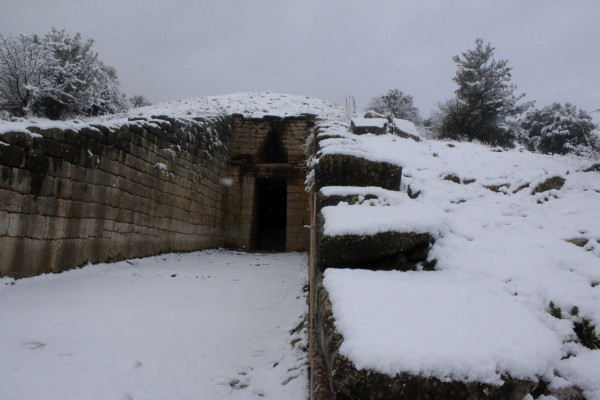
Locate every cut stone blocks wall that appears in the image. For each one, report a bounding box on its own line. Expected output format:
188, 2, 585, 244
225, 115, 313, 252
1, 113, 315, 277
0, 116, 233, 278
307, 125, 539, 399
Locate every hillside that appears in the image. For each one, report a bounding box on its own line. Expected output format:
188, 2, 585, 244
313, 120, 600, 399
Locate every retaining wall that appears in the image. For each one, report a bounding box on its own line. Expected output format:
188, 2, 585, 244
0, 116, 232, 277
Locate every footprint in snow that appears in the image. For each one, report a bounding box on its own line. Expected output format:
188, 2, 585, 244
229, 378, 249, 390
252, 349, 265, 357
23, 341, 46, 350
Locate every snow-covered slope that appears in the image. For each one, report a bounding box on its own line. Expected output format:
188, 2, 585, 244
0, 92, 346, 138
317, 129, 600, 398
125, 92, 345, 120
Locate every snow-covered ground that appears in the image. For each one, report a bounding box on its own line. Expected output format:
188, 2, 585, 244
0, 250, 308, 400
316, 129, 600, 398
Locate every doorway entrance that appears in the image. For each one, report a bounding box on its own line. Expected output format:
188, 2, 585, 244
253, 178, 287, 252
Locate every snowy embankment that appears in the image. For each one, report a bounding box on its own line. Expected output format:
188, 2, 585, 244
0, 91, 346, 140
0, 250, 308, 400
316, 128, 600, 398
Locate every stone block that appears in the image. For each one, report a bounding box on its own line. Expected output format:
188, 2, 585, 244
44, 217, 69, 240
55, 238, 84, 272
54, 178, 73, 199
34, 138, 81, 165
24, 151, 50, 175
0, 188, 23, 212
65, 218, 81, 239
26, 214, 47, 239
8, 213, 27, 237
316, 281, 537, 400
36, 196, 58, 216
0, 131, 34, 149
70, 181, 92, 202
0, 145, 26, 168
0, 236, 52, 278
315, 154, 402, 191
318, 230, 434, 271
0, 210, 9, 235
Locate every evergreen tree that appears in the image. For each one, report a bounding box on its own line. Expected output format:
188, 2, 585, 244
521, 103, 599, 155
439, 38, 531, 147
366, 89, 421, 125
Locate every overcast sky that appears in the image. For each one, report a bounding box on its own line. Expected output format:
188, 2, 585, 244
1, 0, 599, 117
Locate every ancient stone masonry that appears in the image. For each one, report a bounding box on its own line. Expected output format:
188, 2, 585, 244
305, 122, 537, 400
225, 114, 314, 252
0, 113, 316, 278
0, 116, 233, 277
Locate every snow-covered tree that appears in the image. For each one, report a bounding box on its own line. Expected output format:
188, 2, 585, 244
0, 34, 52, 116
521, 103, 599, 155
30, 28, 128, 119
366, 89, 422, 125
438, 39, 532, 147
130, 94, 152, 108
0, 29, 127, 119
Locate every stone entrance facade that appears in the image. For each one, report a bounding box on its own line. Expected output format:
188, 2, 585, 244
224, 114, 314, 252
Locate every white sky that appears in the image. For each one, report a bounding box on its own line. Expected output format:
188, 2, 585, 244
1, 0, 599, 116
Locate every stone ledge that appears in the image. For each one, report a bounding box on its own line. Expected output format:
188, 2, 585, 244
315, 278, 537, 400
314, 154, 401, 191
317, 230, 434, 271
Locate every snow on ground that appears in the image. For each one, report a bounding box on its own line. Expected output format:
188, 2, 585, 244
0, 250, 308, 400
316, 127, 600, 398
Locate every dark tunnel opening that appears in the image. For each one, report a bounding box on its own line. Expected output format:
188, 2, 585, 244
253, 178, 287, 252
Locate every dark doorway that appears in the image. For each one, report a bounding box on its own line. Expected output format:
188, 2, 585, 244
253, 178, 287, 252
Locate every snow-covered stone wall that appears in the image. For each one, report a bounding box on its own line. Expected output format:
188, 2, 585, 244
0, 116, 232, 277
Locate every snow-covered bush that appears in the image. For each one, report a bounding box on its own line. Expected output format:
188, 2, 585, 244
521, 103, 600, 156
130, 94, 152, 108
366, 89, 422, 125
0, 34, 53, 117
436, 39, 532, 147
0, 28, 128, 119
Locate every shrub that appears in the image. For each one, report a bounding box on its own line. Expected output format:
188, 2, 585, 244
521, 102, 599, 155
